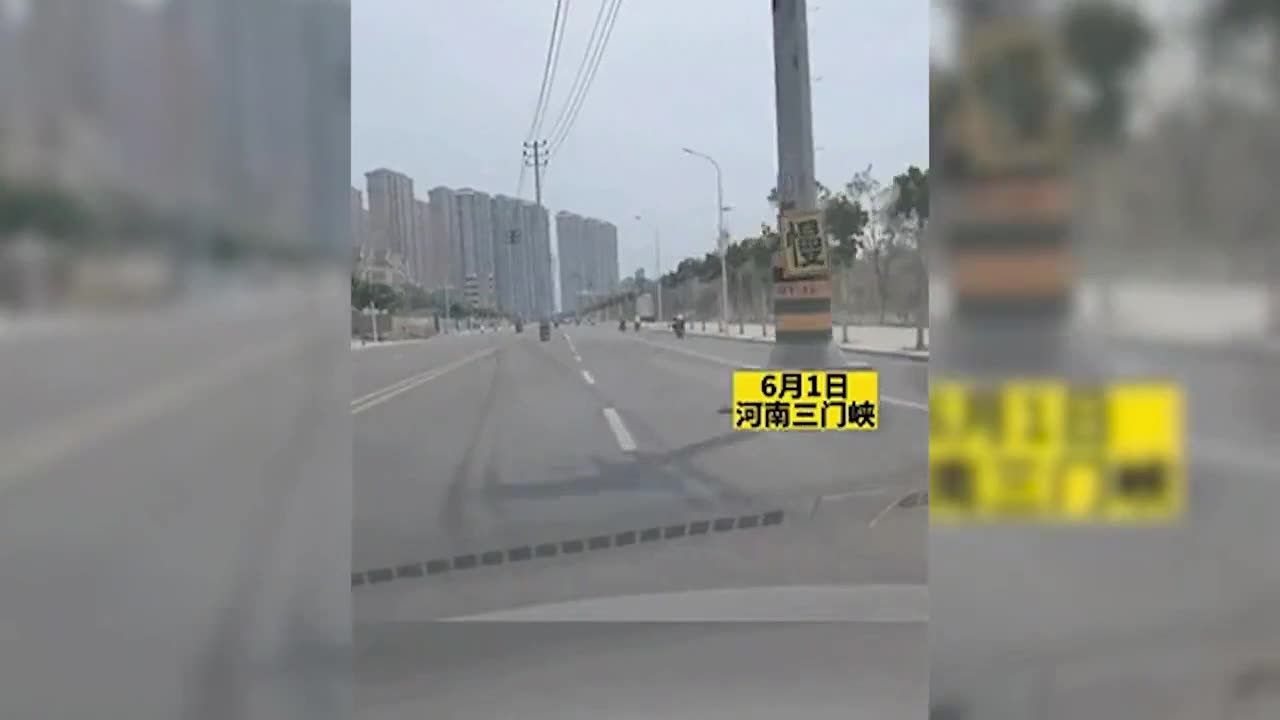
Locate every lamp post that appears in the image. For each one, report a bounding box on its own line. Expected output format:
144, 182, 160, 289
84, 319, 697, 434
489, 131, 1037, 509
682, 147, 730, 330
633, 214, 663, 321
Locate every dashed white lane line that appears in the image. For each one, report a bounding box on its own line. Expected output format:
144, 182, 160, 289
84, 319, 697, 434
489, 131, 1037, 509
563, 332, 578, 355
573, 353, 582, 363
581, 369, 595, 385
602, 408, 637, 452
634, 336, 928, 412
351, 346, 497, 415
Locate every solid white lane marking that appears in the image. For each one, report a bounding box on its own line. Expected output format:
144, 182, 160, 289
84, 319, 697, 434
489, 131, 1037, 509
351, 346, 497, 414
634, 336, 928, 412
0, 331, 306, 490
581, 370, 595, 385
602, 408, 637, 452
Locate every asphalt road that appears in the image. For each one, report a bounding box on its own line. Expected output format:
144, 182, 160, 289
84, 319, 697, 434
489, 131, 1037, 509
929, 324, 1280, 718
356, 621, 926, 719
352, 324, 929, 622
0, 275, 350, 720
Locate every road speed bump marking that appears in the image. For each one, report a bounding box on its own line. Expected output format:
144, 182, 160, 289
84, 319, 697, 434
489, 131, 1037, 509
731, 369, 879, 431
352, 510, 787, 587
929, 379, 1185, 524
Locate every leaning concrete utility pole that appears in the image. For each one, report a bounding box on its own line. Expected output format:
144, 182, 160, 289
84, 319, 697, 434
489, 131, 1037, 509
933, 0, 1085, 381
766, 0, 851, 369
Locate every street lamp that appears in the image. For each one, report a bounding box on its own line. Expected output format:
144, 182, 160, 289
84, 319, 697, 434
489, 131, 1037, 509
633, 214, 663, 321
682, 146, 730, 330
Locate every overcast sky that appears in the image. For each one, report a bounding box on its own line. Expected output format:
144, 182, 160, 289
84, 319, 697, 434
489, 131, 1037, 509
353, 0, 928, 279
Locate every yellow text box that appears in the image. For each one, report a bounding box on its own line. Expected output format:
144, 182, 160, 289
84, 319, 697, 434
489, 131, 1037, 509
732, 369, 879, 431
929, 380, 1184, 524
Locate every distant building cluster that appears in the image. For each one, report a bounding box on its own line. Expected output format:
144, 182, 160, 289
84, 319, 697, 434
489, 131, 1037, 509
352, 169, 619, 318
0, 0, 346, 251
555, 211, 619, 314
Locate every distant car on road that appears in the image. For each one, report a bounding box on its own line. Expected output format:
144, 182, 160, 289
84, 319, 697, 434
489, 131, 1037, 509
539, 320, 551, 341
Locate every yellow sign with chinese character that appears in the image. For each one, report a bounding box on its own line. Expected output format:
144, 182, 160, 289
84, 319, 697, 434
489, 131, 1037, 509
778, 210, 830, 278
954, 22, 1071, 174
732, 370, 879, 431
929, 380, 1185, 524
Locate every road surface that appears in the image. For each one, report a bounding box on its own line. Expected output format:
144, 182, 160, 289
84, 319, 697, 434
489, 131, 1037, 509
0, 275, 350, 720
352, 324, 929, 618
929, 324, 1280, 718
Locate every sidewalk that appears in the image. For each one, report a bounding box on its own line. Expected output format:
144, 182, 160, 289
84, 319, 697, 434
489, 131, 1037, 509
350, 338, 430, 351
932, 275, 1279, 355
652, 321, 929, 361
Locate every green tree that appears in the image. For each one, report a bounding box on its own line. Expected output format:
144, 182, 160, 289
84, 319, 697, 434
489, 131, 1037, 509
0, 180, 92, 242
351, 276, 401, 312
823, 193, 868, 266
845, 166, 896, 324
766, 180, 830, 210
768, 180, 866, 265
1061, 2, 1154, 145
1204, 0, 1280, 88
890, 165, 931, 350
403, 284, 433, 311
890, 166, 930, 224
750, 224, 780, 270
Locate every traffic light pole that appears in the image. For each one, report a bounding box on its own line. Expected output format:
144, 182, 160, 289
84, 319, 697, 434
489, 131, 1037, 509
766, 0, 850, 369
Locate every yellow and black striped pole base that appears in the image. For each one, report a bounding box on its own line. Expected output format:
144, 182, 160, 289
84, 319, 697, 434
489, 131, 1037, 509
765, 267, 866, 370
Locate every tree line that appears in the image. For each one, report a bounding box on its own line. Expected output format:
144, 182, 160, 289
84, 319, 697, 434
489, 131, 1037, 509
0, 177, 322, 263
653, 164, 930, 333
350, 274, 507, 318
930, 0, 1276, 155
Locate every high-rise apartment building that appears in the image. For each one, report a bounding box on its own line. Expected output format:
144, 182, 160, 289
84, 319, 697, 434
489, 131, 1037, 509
582, 217, 604, 305
492, 194, 528, 316
556, 211, 587, 313
350, 187, 366, 250
557, 211, 619, 313
522, 201, 555, 317
453, 188, 496, 309
365, 168, 418, 283
426, 186, 459, 292
413, 198, 430, 286
600, 221, 619, 294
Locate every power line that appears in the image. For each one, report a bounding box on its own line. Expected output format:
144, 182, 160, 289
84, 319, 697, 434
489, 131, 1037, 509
541, 0, 612, 146
520, 0, 571, 198
525, 0, 570, 142
547, 0, 623, 157
545, 0, 623, 158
